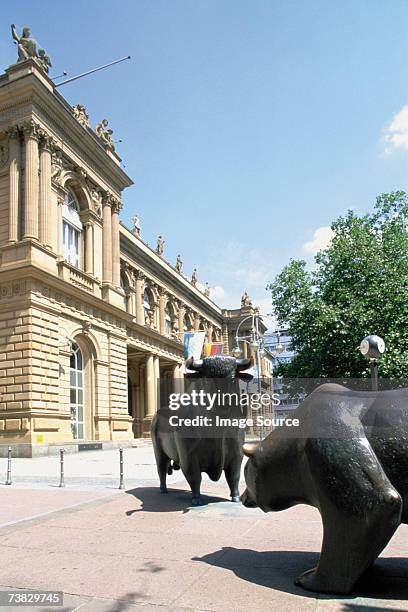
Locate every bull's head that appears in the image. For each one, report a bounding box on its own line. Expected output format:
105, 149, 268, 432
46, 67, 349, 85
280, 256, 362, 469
185, 355, 253, 381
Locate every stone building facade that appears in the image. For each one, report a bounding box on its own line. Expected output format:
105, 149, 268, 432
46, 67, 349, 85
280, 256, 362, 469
0, 59, 270, 455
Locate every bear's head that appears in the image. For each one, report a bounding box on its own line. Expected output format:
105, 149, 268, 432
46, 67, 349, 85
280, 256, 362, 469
241, 440, 303, 512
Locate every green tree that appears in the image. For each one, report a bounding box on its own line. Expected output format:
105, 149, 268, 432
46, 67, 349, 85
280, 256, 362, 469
267, 191, 408, 378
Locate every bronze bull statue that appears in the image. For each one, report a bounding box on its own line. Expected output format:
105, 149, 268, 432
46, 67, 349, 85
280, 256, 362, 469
152, 355, 252, 505
241, 382, 408, 595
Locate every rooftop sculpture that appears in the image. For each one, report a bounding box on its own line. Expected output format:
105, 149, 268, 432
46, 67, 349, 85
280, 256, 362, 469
95, 119, 115, 151
11, 24, 52, 73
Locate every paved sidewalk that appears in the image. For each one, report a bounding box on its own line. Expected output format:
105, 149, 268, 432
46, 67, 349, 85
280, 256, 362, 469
0, 444, 407, 611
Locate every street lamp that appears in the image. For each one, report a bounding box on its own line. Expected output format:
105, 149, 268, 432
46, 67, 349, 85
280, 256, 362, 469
234, 313, 284, 442
359, 334, 385, 391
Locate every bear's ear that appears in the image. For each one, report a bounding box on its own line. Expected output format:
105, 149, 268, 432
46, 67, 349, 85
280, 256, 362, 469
243, 442, 259, 458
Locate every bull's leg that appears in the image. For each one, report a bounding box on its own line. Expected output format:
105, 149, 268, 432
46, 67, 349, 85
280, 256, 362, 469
152, 437, 171, 494
181, 463, 202, 505
224, 459, 242, 502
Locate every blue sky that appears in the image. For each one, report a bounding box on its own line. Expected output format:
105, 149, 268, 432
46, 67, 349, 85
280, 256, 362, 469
3, 1, 408, 313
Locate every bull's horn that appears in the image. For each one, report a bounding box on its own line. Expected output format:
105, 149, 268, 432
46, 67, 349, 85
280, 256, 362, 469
243, 442, 259, 457
185, 356, 203, 371
236, 358, 252, 371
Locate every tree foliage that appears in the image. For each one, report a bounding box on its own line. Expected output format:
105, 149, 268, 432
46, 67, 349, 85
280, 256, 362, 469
267, 192, 408, 378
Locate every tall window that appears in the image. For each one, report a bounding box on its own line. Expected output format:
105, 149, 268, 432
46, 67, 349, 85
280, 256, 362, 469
165, 305, 172, 335
184, 314, 191, 332
62, 191, 82, 268
143, 290, 151, 321
120, 275, 128, 310
70, 342, 85, 440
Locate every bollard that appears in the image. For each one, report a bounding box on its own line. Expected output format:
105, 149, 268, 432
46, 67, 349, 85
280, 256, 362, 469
5, 446, 12, 485
59, 448, 65, 488
119, 447, 124, 490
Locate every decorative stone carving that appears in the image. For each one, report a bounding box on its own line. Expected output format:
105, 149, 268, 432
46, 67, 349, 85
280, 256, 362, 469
11, 24, 52, 73
11, 24, 38, 62
89, 186, 103, 216
156, 236, 164, 256
37, 48, 52, 73
38, 129, 54, 152
51, 147, 64, 185
0, 143, 8, 169
175, 254, 183, 273
6, 125, 20, 140
73, 104, 90, 128
82, 321, 92, 336
111, 198, 122, 214
21, 119, 40, 141
132, 215, 141, 237
95, 119, 115, 151
241, 291, 252, 307
191, 268, 198, 287
204, 282, 210, 298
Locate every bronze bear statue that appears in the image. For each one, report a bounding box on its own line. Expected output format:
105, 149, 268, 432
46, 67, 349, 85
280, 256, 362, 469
241, 382, 408, 595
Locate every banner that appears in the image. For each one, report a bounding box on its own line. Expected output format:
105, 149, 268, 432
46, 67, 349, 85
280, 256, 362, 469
183, 332, 206, 360
203, 343, 224, 357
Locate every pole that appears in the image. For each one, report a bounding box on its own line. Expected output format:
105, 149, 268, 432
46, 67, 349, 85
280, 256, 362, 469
370, 359, 378, 392
59, 448, 65, 488
5, 447, 12, 485
55, 56, 131, 88
119, 447, 125, 490
255, 316, 264, 448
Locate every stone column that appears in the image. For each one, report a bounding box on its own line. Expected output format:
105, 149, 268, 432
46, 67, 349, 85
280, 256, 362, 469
102, 196, 112, 283
154, 355, 160, 411
159, 290, 167, 335
22, 120, 40, 240
145, 354, 155, 419
84, 223, 94, 274
134, 271, 145, 325
38, 132, 53, 248
111, 199, 122, 287
7, 126, 20, 244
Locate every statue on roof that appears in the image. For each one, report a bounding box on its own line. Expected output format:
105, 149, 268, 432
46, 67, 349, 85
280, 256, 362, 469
191, 268, 198, 287
11, 24, 37, 62
132, 215, 141, 237
73, 104, 89, 128
95, 119, 115, 151
241, 291, 252, 308
156, 235, 165, 256
11, 24, 51, 73
175, 254, 183, 273
37, 48, 52, 73
204, 282, 210, 298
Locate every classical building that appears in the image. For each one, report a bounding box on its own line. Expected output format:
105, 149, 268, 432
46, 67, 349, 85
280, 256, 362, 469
0, 56, 270, 456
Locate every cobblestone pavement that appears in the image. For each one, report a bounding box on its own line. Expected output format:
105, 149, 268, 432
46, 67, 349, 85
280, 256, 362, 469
0, 443, 407, 611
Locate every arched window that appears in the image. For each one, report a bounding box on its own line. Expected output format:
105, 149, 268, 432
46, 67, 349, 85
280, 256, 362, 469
70, 342, 85, 440
165, 305, 172, 336
62, 191, 83, 269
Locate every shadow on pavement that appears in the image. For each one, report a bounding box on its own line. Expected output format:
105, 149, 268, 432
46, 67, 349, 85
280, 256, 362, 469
193, 548, 408, 601
125, 486, 227, 515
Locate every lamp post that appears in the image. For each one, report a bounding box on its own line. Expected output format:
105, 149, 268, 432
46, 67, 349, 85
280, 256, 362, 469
231, 313, 284, 442
359, 335, 385, 391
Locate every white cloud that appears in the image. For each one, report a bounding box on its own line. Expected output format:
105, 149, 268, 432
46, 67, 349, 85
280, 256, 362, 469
303, 226, 333, 255
383, 104, 408, 154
